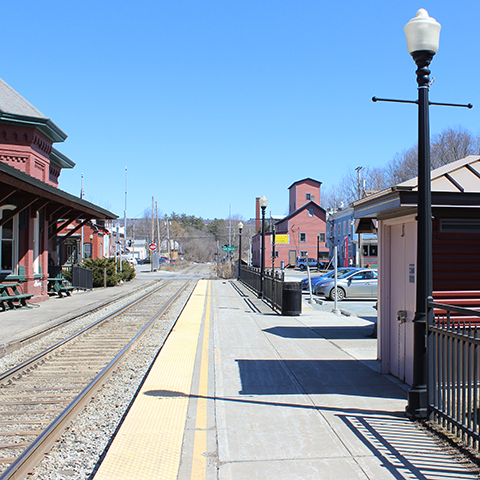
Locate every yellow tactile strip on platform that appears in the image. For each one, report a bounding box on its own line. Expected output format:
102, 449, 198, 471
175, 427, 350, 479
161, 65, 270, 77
93, 280, 208, 480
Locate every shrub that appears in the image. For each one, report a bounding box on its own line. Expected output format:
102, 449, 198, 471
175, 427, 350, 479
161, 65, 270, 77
81, 258, 135, 288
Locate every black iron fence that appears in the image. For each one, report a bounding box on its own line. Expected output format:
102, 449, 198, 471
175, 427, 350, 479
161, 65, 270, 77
429, 301, 480, 449
71, 265, 93, 290
238, 265, 301, 315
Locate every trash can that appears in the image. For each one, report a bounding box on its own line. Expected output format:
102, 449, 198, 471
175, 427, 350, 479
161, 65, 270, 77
282, 282, 302, 316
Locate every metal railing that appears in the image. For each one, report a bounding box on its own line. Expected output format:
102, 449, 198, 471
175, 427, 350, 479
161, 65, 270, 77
238, 265, 285, 311
429, 301, 480, 449
71, 265, 93, 290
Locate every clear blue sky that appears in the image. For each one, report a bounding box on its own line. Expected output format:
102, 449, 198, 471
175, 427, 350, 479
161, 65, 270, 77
2, 1, 480, 221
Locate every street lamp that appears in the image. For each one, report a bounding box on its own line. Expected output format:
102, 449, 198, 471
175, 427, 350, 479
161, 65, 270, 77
238, 222, 243, 279
259, 195, 268, 298
404, 8, 440, 421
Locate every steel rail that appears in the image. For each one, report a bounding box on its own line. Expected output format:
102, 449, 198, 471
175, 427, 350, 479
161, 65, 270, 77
0, 280, 192, 480
0, 279, 173, 385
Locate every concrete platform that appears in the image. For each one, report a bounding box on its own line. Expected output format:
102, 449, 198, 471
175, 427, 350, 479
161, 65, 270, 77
94, 279, 479, 479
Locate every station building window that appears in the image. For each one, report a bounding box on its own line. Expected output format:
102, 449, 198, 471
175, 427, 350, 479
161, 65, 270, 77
306, 193, 311, 200
308, 207, 314, 217
299, 232, 306, 243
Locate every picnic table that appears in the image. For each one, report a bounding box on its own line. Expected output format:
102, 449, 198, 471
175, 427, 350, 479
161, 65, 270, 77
47, 275, 75, 297
0, 283, 33, 311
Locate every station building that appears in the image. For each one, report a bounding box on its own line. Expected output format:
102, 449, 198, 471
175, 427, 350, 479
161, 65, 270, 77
0, 78, 116, 303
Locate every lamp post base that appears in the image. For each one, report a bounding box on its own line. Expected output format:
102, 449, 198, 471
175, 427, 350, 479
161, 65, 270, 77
406, 385, 428, 420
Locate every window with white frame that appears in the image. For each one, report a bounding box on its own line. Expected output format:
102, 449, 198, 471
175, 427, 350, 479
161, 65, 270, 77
299, 232, 306, 243
300, 251, 308, 257
33, 211, 40, 274
0, 206, 17, 273
318, 233, 325, 243
308, 207, 314, 217
306, 193, 311, 200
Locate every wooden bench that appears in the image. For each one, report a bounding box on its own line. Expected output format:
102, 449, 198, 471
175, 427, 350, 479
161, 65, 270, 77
48, 276, 75, 297
0, 283, 33, 311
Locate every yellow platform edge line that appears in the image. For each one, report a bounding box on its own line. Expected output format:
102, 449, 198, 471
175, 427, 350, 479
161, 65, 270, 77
191, 281, 211, 479
93, 279, 209, 480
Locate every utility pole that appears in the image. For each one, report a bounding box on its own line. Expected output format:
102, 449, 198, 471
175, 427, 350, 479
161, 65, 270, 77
355, 166, 363, 267
165, 214, 171, 260
228, 205, 232, 262
151, 196, 154, 271
124, 167, 127, 253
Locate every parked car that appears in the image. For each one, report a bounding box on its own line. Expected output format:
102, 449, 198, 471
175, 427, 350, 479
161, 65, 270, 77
296, 257, 319, 270
313, 268, 378, 301
300, 267, 357, 291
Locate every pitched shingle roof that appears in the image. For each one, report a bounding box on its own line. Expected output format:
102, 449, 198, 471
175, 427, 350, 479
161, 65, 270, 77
0, 78, 67, 142
0, 78, 48, 119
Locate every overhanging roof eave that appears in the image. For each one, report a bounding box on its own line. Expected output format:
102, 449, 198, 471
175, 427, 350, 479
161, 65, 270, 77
0, 161, 117, 219
0, 112, 67, 143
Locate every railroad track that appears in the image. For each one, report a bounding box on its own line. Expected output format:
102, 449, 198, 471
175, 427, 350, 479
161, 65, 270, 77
0, 273, 199, 479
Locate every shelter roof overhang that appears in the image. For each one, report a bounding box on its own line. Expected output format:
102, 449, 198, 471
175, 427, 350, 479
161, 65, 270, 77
353, 186, 480, 229
0, 161, 117, 235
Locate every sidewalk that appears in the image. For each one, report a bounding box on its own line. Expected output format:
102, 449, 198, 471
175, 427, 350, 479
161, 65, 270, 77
180, 279, 478, 479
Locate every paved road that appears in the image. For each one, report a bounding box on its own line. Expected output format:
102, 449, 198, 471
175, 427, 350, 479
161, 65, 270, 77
284, 267, 377, 323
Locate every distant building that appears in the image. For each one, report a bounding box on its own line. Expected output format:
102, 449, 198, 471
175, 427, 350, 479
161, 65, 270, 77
251, 178, 328, 268
327, 205, 378, 268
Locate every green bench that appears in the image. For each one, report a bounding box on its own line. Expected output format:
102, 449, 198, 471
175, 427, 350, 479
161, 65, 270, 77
0, 283, 33, 311
48, 276, 75, 297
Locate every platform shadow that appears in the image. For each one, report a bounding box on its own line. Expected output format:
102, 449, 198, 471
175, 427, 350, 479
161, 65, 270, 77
264, 325, 375, 340
234, 359, 405, 398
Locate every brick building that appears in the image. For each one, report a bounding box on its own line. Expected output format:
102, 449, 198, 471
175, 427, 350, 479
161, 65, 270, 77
0, 78, 116, 303
252, 178, 328, 268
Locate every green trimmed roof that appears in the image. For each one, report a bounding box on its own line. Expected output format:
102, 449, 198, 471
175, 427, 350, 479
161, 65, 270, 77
0, 78, 67, 143
50, 148, 75, 170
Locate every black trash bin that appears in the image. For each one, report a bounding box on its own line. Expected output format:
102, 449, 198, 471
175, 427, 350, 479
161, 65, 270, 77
282, 282, 302, 316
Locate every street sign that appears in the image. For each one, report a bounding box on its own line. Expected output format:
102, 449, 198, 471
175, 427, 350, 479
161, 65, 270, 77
222, 246, 235, 252
149, 242, 157, 251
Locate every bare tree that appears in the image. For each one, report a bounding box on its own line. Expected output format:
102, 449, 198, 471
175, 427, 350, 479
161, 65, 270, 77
385, 146, 419, 185
430, 126, 479, 169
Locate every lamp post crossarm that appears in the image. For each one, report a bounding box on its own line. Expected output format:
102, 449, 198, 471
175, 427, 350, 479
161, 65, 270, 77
372, 96, 472, 109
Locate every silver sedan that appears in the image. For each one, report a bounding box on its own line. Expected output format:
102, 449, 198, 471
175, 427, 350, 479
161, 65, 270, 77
313, 269, 378, 301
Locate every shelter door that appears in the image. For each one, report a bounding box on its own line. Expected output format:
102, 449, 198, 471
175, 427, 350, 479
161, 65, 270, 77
389, 224, 406, 381
388, 222, 415, 383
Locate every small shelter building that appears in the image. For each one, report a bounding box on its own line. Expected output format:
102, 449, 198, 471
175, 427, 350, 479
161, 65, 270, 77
352, 155, 480, 384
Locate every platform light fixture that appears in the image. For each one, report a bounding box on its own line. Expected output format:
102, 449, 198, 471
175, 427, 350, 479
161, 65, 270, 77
404, 8, 440, 420
238, 222, 243, 279
259, 196, 268, 298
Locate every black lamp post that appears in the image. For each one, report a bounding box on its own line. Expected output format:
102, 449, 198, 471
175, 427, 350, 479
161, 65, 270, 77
238, 221, 243, 279
404, 9, 441, 421
259, 195, 268, 298
317, 233, 320, 268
